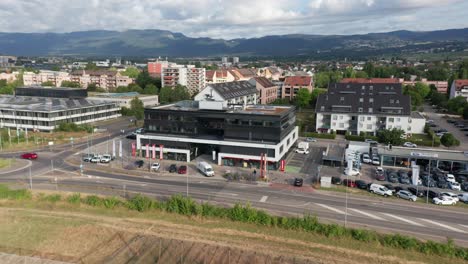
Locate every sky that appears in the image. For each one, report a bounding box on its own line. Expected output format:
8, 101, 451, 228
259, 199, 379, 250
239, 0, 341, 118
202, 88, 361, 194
0, 0, 467, 39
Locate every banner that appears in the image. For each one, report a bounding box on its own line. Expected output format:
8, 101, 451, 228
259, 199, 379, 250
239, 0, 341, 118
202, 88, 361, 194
145, 144, 149, 158
159, 144, 164, 160
119, 140, 122, 157
152, 144, 156, 159
112, 140, 116, 158
279, 160, 285, 172
131, 142, 136, 157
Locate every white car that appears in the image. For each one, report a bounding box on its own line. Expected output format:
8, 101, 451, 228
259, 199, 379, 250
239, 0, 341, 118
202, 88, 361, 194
445, 174, 456, 183
306, 137, 317, 142
440, 192, 460, 202
343, 168, 360, 176
372, 157, 380, 165
295, 148, 310, 154
100, 154, 112, 163
403, 142, 417, 148
364, 139, 378, 144
433, 196, 457, 205
151, 163, 161, 171
362, 153, 372, 164
90, 155, 101, 163
449, 182, 461, 191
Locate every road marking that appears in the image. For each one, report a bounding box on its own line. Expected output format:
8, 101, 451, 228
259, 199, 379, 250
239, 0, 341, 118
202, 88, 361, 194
316, 203, 350, 215
74, 152, 80, 155
348, 208, 386, 221
381, 213, 425, 227
259, 196, 268, 203
419, 219, 466, 233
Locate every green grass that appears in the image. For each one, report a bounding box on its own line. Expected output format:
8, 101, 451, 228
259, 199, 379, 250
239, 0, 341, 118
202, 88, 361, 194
285, 166, 301, 173
0, 159, 12, 169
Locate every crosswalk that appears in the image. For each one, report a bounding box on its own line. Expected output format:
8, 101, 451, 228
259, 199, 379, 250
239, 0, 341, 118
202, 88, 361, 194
313, 203, 468, 234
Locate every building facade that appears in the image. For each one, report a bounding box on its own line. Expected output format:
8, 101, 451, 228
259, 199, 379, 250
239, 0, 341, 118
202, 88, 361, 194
23, 71, 71, 87
187, 67, 206, 95
281, 76, 313, 100
401, 79, 448, 94
248, 77, 278, 104
0, 72, 18, 83
205, 70, 236, 84
70, 70, 134, 91
138, 101, 298, 167
147, 60, 169, 77
449, 80, 468, 100
87, 92, 159, 108
316, 83, 425, 135
0, 56, 17, 68
161, 65, 206, 95
194, 81, 258, 108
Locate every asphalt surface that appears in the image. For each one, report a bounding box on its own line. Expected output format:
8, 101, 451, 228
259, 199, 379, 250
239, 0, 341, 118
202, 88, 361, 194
1, 118, 468, 246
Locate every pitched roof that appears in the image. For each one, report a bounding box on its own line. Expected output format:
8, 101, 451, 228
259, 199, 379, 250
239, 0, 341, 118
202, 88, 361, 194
234, 68, 257, 78
453, 79, 468, 90
207, 81, 257, 100
215, 70, 229, 78
205, 70, 215, 81
71, 70, 117, 77
268, 67, 280, 75
316, 83, 410, 116
252, 77, 276, 88
284, 76, 312, 87
340, 78, 399, 84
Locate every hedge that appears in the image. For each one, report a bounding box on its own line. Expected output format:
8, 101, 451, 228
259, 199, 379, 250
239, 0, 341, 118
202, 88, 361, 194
304, 132, 336, 139
345, 135, 378, 142
1, 185, 467, 261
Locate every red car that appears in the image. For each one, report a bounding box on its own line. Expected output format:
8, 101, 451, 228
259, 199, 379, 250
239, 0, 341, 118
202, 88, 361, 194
21, 153, 38, 160
342, 179, 356, 188
178, 165, 187, 174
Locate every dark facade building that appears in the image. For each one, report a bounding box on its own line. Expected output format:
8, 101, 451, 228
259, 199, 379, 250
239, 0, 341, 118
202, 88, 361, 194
15, 87, 88, 99
138, 100, 298, 167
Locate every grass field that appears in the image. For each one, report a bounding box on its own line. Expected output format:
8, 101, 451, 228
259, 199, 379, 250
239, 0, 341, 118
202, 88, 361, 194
0, 189, 466, 264
0, 159, 12, 169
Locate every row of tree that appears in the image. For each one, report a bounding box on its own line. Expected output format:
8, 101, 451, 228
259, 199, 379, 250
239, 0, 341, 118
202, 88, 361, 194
377, 128, 460, 148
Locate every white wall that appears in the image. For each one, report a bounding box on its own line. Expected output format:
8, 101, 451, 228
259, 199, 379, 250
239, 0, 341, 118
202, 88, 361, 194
330, 114, 351, 131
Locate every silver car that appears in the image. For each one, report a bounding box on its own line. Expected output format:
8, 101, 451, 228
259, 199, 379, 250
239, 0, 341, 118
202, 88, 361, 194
396, 190, 417, 202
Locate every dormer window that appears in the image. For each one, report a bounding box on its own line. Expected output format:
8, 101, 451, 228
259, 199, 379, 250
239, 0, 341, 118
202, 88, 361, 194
369, 98, 374, 103
340, 97, 344, 101
359, 98, 363, 103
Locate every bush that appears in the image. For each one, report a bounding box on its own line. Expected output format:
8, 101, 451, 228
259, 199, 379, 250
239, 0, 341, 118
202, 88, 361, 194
67, 193, 81, 204
304, 132, 336, 139
0, 185, 32, 200
43, 194, 61, 203
55, 123, 93, 133
84, 195, 102, 206
103, 197, 121, 209
127, 194, 155, 212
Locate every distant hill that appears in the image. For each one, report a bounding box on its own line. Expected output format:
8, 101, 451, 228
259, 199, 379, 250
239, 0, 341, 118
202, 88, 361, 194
1, 28, 468, 58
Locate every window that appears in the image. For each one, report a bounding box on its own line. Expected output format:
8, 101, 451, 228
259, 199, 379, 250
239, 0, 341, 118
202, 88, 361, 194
360, 116, 364, 121
280, 145, 284, 153
340, 97, 344, 101
390, 99, 394, 104
367, 116, 371, 121
359, 123, 363, 128
333, 115, 337, 120
339, 116, 343, 120
389, 117, 394, 122
396, 118, 400, 122
332, 122, 336, 127
370, 86, 373, 90
359, 98, 363, 102
362, 85, 365, 90
369, 107, 373, 113
358, 108, 363, 112
320, 106, 324, 111
367, 124, 372, 130
369, 98, 373, 103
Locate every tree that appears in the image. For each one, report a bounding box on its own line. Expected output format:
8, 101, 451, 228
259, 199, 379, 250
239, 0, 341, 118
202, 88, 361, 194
143, 84, 158, 95
130, 97, 144, 120
310, 88, 327, 106
41, 81, 54, 86
440, 133, 460, 148
446, 96, 468, 115
355, 71, 368, 78
295, 88, 311, 109
50, 65, 61, 71
173, 85, 191, 101
85, 62, 99, 71
377, 128, 404, 145
121, 67, 140, 78
414, 82, 430, 98
61, 81, 81, 88
314, 72, 330, 88
463, 105, 468, 120
159, 85, 191, 104
87, 83, 98, 92
363, 62, 375, 78
159, 87, 173, 104
136, 70, 161, 89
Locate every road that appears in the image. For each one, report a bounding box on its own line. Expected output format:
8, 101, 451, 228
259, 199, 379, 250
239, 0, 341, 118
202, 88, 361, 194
1, 119, 468, 246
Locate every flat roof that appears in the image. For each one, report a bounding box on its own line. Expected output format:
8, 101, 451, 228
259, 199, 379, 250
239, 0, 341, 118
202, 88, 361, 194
378, 146, 468, 162
323, 144, 345, 161
88, 92, 157, 99
151, 101, 292, 116
0, 95, 116, 112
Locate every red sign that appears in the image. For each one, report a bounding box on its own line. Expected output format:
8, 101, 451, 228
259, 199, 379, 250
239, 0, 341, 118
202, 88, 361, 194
131, 142, 136, 157
159, 144, 164, 160
152, 144, 156, 159
145, 144, 149, 158
280, 160, 285, 172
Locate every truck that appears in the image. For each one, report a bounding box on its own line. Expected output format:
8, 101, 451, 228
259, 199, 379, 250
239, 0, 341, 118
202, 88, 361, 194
295, 141, 310, 154
197, 161, 215, 177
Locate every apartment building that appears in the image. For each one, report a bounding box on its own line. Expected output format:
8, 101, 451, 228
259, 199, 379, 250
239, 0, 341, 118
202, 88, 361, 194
401, 79, 448, 94
187, 67, 206, 94
205, 70, 236, 84
0, 56, 17, 68
147, 60, 170, 77
315, 83, 425, 136
340, 78, 400, 84
161, 65, 206, 95
70, 70, 133, 91
342, 77, 448, 94
248, 77, 278, 104
23, 71, 71, 87
281, 76, 313, 100
230, 68, 257, 81
449, 80, 468, 100
194, 81, 257, 108
0, 72, 19, 83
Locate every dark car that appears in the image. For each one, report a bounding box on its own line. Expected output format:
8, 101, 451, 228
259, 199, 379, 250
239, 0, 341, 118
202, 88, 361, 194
437, 180, 450, 189
423, 190, 439, 199
331, 177, 342, 185
293, 178, 304, 187
407, 187, 424, 197
21, 152, 38, 160
387, 172, 399, 183
422, 178, 436, 187
168, 164, 177, 173
462, 182, 468, 191
375, 168, 386, 181
447, 119, 456, 124
134, 160, 144, 168
398, 171, 411, 184
342, 179, 356, 188
455, 175, 467, 183
126, 134, 136, 140
355, 180, 368, 190
429, 123, 437, 127
178, 165, 187, 174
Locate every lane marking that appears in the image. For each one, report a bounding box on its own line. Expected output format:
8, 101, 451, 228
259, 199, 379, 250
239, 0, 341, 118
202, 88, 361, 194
259, 196, 268, 203
316, 203, 350, 215
348, 208, 386, 221
419, 219, 466, 233
381, 213, 425, 227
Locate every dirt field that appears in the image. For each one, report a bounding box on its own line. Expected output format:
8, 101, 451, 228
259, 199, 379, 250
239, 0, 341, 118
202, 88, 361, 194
0, 196, 465, 264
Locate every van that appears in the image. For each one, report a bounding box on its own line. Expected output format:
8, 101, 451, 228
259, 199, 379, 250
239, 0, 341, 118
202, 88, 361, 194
369, 183, 392, 197
197, 161, 215, 177
457, 193, 468, 203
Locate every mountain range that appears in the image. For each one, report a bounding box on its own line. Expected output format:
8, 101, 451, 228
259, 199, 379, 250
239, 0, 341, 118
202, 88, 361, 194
1, 28, 468, 58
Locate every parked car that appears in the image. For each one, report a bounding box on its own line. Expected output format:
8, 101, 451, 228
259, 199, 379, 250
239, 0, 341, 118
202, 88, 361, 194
447, 119, 456, 124
457, 193, 468, 203
433, 196, 457, 205
364, 139, 378, 144
445, 174, 457, 183
375, 167, 386, 181
423, 190, 440, 199
126, 134, 136, 140
440, 192, 460, 202
394, 186, 406, 193
369, 183, 392, 197
355, 180, 368, 190
82, 154, 94, 162
151, 163, 160, 171
21, 152, 38, 160
169, 164, 177, 173
100, 154, 112, 163
343, 167, 360, 176
398, 171, 411, 184
134, 160, 144, 168
294, 178, 304, 187
396, 190, 417, 202
331, 177, 342, 185
362, 153, 372, 164
178, 165, 187, 174
455, 123, 466, 128
449, 181, 461, 191
462, 182, 468, 191
437, 180, 450, 189
305, 137, 317, 142
90, 155, 101, 163
342, 179, 356, 188
403, 142, 417, 148
407, 187, 424, 197
387, 172, 399, 183
135, 128, 145, 134
422, 178, 436, 187
372, 156, 380, 165
295, 148, 310, 154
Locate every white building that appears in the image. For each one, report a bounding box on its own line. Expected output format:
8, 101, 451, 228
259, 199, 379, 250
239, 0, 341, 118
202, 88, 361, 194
194, 81, 258, 108
449, 79, 468, 100
161, 65, 206, 95
316, 83, 425, 135
87, 92, 159, 108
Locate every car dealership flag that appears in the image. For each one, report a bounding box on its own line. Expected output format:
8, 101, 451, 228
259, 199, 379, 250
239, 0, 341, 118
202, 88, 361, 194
112, 140, 116, 158
119, 140, 122, 157
152, 144, 156, 159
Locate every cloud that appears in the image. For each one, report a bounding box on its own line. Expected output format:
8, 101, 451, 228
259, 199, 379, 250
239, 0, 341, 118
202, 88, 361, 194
0, 0, 466, 39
